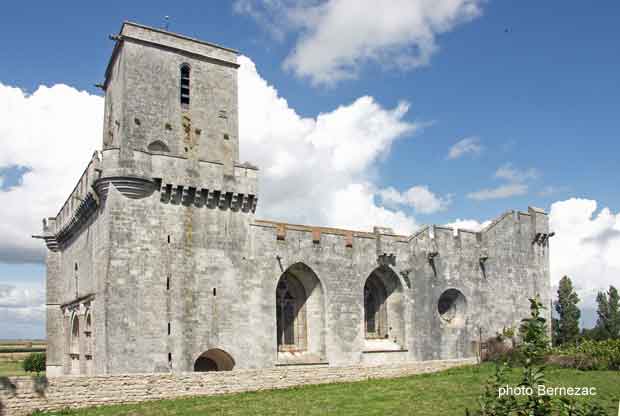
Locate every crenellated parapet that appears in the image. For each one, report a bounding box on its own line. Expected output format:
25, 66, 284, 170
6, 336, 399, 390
158, 180, 257, 212
35, 153, 103, 251
409, 206, 552, 257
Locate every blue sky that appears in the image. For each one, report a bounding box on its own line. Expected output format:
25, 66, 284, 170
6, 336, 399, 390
1, 1, 619, 338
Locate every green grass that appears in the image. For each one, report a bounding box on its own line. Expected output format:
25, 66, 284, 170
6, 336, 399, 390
0, 359, 28, 377
36, 363, 620, 416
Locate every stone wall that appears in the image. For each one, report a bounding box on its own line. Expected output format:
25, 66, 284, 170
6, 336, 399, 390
39, 20, 550, 377
0, 358, 474, 416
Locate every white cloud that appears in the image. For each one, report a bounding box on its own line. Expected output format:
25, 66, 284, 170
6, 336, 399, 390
495, 163, 539, 182
467, 163, 539, 201
0, 83, 103, 263
447, 136, 482, 159
0, 56, 421, 266
324, 183, 417, 233
233, 0, 288, 42
537, 185, 568, 197
379, 185, 451, 214
549, 198, 620, 321
0, 282, 45, 338
467, 183, 528, 201
235, 0, 484, 85
444, 218, 491, 231
238, 56, 420, 233
0, 283, 44, 309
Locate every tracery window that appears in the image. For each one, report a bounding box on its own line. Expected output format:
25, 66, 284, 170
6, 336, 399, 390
276, 275, 307, 351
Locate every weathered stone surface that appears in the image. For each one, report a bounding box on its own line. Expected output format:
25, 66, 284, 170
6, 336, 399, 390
38, 21, 551, 378
0, 358, 474, 415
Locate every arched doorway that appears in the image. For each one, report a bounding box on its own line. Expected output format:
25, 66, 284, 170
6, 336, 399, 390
276, 273, 307, 351
275, 263, 325, 361
362, 267, 405, 349
364, 274, 388, 338
194, 348, 235, 372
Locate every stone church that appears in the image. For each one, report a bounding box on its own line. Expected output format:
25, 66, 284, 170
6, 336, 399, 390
37, 22, 551, 376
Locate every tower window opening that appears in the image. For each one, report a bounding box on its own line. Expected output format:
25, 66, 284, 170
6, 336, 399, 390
180, 64, 190, 107
168, 322, 171, 335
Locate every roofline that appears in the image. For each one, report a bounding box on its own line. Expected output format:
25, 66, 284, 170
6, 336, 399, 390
102, 21, 239, 89
253, 219, 409, 239
122, 21, 239, 54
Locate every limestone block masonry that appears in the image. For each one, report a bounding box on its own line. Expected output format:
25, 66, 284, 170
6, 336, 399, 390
35, 21, 551, 378
0, 358, 474, 415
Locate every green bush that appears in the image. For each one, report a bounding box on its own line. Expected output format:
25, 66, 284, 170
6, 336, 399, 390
467, 297, 606, 416
23, 352, 46, 375
548, 339, 620, 370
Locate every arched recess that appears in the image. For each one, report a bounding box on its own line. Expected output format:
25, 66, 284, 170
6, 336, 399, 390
362, 266, 405, 350
275, 263, 325, 360
194, 348, 235, 372
84, 310, 94, 374
70, 314, 80, 354
437, 288, 467, 328
69, 314, 81, 375
147, 140, 170, 153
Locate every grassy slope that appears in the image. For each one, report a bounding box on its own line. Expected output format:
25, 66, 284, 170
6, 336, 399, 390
36, 364, 620, 416
0, 359, 28, 377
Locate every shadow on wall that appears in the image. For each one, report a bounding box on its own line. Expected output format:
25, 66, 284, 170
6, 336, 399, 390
0, 375, 49, 416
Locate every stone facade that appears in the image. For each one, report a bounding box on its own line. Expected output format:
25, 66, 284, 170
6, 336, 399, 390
37, 22, 551, 377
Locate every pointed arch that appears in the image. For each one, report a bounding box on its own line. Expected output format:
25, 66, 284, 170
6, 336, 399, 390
364, 273, 388, 338
69, 313, 81, 375
84, 309, 94, 374
70, 313, 80, 354
275, 263, 325, 359
362, 266, 406, 348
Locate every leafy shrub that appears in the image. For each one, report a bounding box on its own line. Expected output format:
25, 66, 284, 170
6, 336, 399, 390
519, 297, 550, 363
467, 297, 606, 415
547, 339, 620, 370
23, 352, 46, 375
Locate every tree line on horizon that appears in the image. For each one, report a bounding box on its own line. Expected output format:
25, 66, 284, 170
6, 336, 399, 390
552, 276, 619, 345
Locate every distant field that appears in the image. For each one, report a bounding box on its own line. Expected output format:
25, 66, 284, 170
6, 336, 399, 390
0, 340, 46, 376
0, 340, 46, 352
33, 364, 620, 416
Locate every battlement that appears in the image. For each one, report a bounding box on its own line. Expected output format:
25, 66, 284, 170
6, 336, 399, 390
34, 153, 103, 250
251, 220, 409, 252
410, 207, 550, 246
